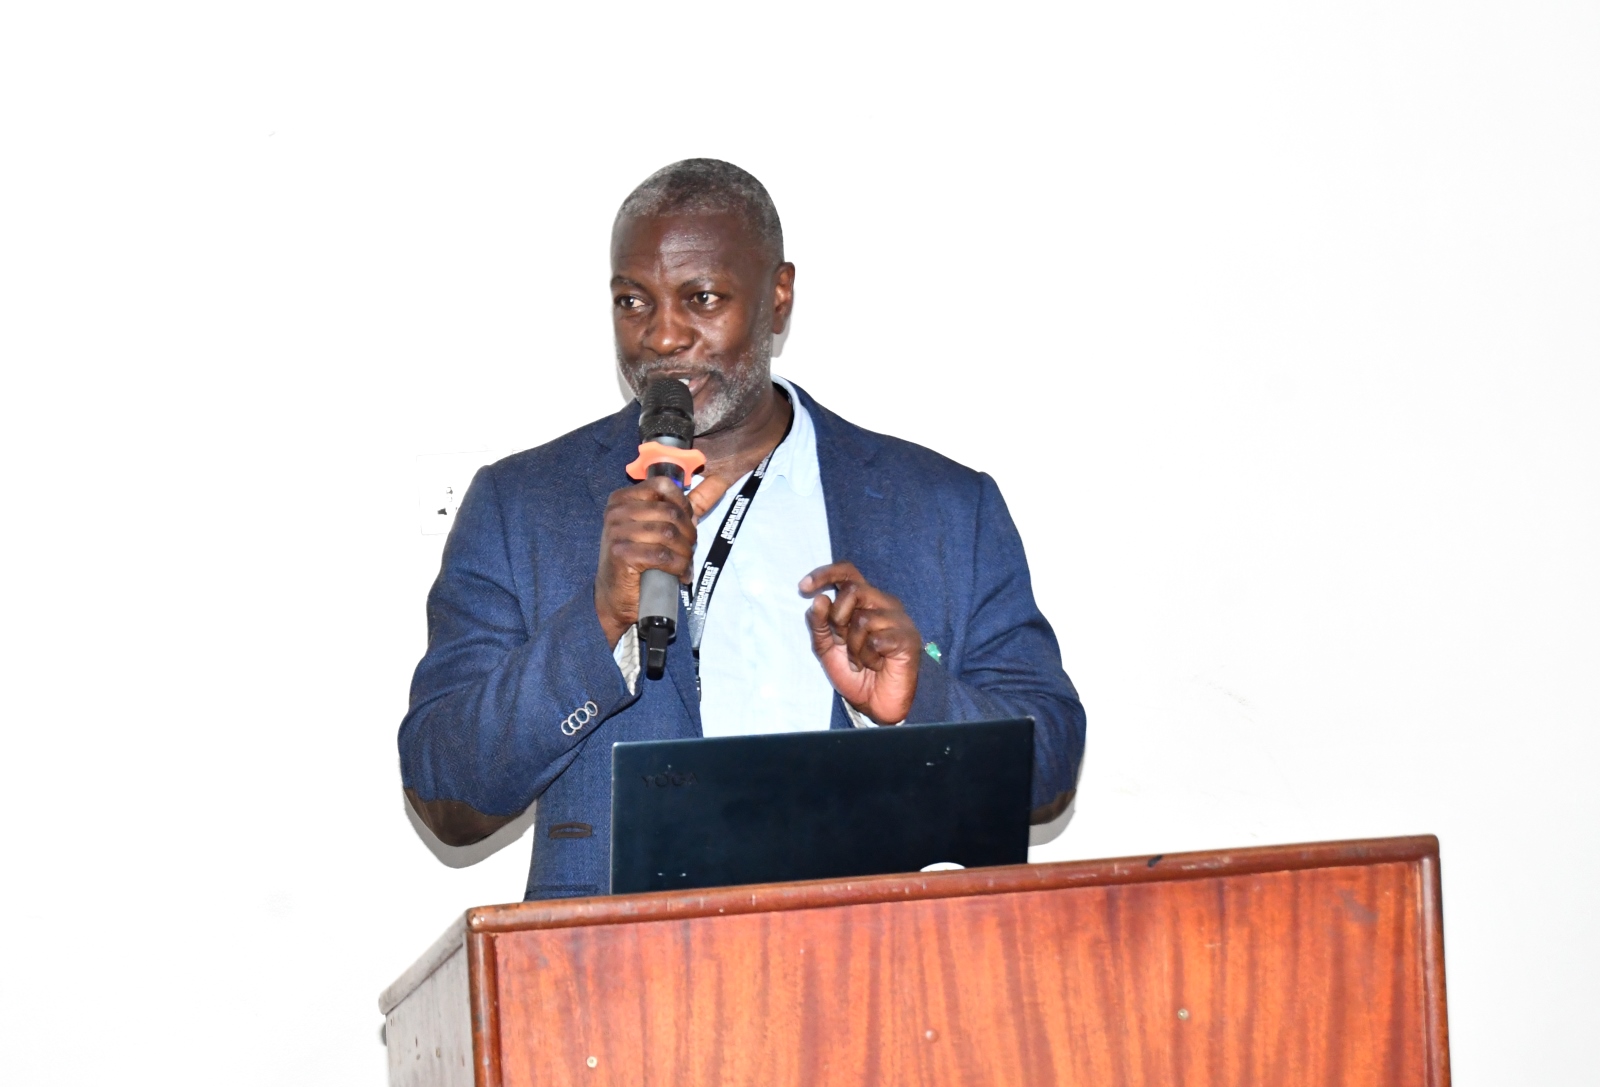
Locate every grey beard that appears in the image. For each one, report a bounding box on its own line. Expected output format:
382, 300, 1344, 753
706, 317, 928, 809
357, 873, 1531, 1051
618, 334, 773, 436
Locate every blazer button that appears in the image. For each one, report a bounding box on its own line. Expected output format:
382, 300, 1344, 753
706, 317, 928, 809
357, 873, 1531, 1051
561, 700, 598, 736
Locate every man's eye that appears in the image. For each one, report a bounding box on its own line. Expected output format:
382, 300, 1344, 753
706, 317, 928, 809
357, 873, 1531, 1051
615, 295, 644, 311
691, 292, 719, 306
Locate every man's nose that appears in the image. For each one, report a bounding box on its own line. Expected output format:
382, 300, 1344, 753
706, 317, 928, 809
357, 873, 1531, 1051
643, 303, 693, 356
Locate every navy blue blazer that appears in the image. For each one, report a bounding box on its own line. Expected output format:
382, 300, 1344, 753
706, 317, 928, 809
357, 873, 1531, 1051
400, 383, 1086, 901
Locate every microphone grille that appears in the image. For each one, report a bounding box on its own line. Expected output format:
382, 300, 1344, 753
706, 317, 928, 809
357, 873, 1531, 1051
639, 377, 695, 445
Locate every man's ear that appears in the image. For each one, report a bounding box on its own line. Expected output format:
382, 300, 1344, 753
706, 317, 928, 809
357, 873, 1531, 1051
771, 262, 796, 335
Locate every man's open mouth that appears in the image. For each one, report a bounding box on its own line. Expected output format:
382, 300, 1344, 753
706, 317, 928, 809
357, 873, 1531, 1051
651, 371, 712, 398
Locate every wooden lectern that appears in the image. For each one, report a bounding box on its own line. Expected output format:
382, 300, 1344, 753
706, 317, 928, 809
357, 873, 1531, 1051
381, 835, 1449, 1086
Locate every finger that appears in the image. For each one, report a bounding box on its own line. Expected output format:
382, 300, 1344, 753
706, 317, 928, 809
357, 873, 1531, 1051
847, 619, 885, 672
801, 563, 897, 615
611, 487, 695, 528
799, 561, 863, 597
687, 474, 734, 520
606, 519, 687, 560
844, 607, 885, 668
604, 502, 694, 534
611, 474, 688, 502
652, 477, 698, 522
827, 582, 904, 633
854, 605, 921, 666
644, 473, 686, 497
870, 614, 921, 663
866, 619, 918, 660
610, 532, 691, 567
806, 594, 843, 656
614, 476, 697, 519
611, 499, 696, 538
611, 540, 692, 580
828, 580, 863, 635
611, 488, 695, 531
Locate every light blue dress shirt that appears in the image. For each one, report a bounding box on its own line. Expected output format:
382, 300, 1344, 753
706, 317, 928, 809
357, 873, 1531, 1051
615, 376, 844, 736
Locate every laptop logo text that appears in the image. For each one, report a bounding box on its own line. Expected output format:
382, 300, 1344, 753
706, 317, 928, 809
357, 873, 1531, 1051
643, 770, 698, 787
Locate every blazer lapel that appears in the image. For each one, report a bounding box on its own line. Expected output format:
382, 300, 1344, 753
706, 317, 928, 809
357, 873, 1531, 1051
793, 383, 890, 581
585, 402, 639, 511
791, 383, 891, 731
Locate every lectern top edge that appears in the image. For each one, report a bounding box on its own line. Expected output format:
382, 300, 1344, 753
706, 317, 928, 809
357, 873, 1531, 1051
378, 914, 466, 1016
379, 834, 1441, 1013
464, 833, 1439, 936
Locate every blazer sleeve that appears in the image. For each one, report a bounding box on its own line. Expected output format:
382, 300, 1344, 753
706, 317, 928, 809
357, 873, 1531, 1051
398, 465, 636, 832
904, 473, 1086, 819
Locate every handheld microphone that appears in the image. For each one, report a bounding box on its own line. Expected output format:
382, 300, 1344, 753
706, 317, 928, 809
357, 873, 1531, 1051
624, 378, 707, 680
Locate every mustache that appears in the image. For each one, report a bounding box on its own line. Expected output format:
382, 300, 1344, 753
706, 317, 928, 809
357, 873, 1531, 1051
622, 361, 730, 397
627, 359, 723, 379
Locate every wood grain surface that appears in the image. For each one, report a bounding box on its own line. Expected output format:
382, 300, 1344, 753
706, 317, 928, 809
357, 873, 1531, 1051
466, 836, 1439, 937
463, 837, 1447, 1087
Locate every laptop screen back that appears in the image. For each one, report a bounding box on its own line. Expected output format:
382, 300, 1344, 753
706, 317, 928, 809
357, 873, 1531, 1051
610, 717, 1034, 895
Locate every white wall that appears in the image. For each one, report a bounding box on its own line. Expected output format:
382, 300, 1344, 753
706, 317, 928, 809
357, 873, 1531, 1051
2, 3, 1594, 1083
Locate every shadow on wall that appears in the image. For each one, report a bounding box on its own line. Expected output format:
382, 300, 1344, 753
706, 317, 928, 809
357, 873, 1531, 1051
1029, 796, 1074, 848
403, 794, 538, 869
405, 789, 1073, 867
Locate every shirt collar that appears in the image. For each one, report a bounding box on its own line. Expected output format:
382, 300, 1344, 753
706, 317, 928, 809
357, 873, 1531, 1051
768, 375, 821, 497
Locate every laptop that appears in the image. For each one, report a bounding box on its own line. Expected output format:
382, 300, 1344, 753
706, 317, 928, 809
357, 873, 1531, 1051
609, 717, 1034, 895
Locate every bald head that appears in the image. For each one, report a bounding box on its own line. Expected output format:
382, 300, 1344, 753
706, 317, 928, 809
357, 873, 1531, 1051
613, 158, 784, 268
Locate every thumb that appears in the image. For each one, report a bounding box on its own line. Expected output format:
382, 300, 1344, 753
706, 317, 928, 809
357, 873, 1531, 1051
688, 474, 733, 520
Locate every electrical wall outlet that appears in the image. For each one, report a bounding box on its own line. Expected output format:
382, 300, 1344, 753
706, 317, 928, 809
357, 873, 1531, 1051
417, 450, 505, 535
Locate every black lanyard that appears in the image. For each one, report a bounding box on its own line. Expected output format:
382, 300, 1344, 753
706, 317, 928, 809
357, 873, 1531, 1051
679, 409, 794, 682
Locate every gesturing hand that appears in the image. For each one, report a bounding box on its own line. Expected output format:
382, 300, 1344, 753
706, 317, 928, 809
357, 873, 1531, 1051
799, 562, 922, 725
595, 475, 731, 647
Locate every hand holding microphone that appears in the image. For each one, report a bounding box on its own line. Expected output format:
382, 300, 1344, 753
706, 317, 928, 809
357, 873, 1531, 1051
594, 378, 729, 676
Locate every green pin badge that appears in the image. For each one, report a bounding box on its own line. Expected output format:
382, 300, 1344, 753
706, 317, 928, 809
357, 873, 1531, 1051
923, 641, 942, 663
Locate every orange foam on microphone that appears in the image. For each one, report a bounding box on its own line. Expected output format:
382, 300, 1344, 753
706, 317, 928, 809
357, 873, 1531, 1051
625, 442, 707, 482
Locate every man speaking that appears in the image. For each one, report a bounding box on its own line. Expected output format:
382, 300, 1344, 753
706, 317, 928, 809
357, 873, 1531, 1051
399, 159, 1086, 901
